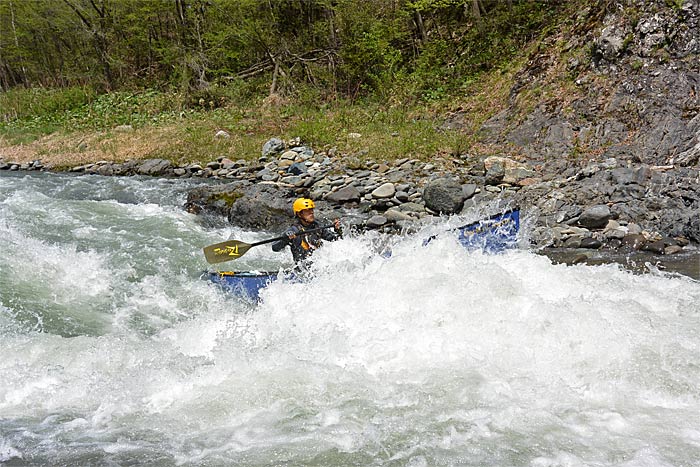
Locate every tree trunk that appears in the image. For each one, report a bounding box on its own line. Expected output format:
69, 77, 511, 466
469, 0, 482, 20
8, 0, 27, 86
270, 59, 279, 95
414, 10, 427, 43
63, 0, 113, 90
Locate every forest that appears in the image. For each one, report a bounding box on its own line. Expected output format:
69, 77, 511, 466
0, 0, 568, 100
0, 0, 586, 165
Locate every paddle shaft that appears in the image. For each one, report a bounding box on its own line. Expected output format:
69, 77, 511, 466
203, 223, 335, 264
246, 223, 335, 248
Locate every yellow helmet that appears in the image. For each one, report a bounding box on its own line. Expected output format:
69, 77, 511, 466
292, 197, 315, 214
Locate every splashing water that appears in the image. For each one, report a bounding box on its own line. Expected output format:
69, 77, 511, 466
1, 171, 699, 466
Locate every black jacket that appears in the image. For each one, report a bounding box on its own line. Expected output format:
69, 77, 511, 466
271, 219, 341, 263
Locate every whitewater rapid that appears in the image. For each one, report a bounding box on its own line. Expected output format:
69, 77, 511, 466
1, 172, 699, 466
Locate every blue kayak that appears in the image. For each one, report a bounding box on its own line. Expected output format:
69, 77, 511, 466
208, 209, 520, 299
207, 270, 280, 300
456, 208, 520, 252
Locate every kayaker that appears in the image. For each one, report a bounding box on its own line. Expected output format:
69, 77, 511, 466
272, 198, 342, 263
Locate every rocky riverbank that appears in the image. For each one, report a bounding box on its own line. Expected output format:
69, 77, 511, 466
2, 135, 698, 262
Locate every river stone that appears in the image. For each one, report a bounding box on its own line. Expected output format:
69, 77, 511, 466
578, 205, 611, 229
627, 223, 643, 235
462, 184, 478, 200
287, 162, 308, 175
580, 237, 603, 249
366, 215, 388, 228
372, 183, 396, 199
642, 240, 665, 254
395, 191, 410, 202
384, 208, 413, 222
326, 185, 361, 203
137, 159, 172, 176
564, 235, 583, 248
398, 202, 425, 213
262, 138, 285, 157
664, 245, 683, 255
622, 233, 646, 250
280, 150, 298, 161
423, 177, 464, 214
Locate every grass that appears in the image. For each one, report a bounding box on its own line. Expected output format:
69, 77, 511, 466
0, 63, 519, 169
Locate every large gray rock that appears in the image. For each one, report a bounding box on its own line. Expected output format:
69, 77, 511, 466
228, 189, 291, 230
137, 159, 172, 176
326, 185, 361, 203
578, 205, 612, 229
423, 177, 464, 214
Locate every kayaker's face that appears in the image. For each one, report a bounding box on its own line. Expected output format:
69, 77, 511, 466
298, 208, 315, 224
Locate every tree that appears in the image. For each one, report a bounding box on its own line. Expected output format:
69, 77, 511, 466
62, 0, 115, 90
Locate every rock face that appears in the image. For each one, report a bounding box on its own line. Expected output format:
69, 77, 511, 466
478, 0, 699, 169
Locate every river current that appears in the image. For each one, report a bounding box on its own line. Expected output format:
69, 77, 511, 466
1, 171, 699, 466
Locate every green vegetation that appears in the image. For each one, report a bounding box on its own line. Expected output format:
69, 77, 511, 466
0, 0, 584, 166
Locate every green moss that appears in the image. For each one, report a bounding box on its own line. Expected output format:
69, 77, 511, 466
207, 191, 243, 207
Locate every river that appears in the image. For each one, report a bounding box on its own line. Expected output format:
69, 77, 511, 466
1, 171, 699, 466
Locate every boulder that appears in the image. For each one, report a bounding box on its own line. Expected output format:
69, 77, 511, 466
423, 177, 464, 214
326, 185, 361, 203
137, 159, 172, 176
578, 205, 611, 229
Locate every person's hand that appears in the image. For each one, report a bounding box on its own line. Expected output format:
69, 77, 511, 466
285, 226, 299, 240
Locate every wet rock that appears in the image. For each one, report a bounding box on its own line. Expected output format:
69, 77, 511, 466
384, 208, 413, 222
622, 233, 647, 250
580, 237, 602, 249
138, 159, 172, 176
366, 215, 388, 229
642, 240, 665, 254
571, 254, 588, 264
664, 245, 683, 255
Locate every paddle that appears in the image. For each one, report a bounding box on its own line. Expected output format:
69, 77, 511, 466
203, 224, 335, 264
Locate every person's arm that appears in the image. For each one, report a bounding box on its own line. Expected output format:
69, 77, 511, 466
320, 218, 342, 241
271, 226, 299, 252
271, 238, 287, 252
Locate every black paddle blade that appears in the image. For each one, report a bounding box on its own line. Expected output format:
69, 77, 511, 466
203, 240, 252, 264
